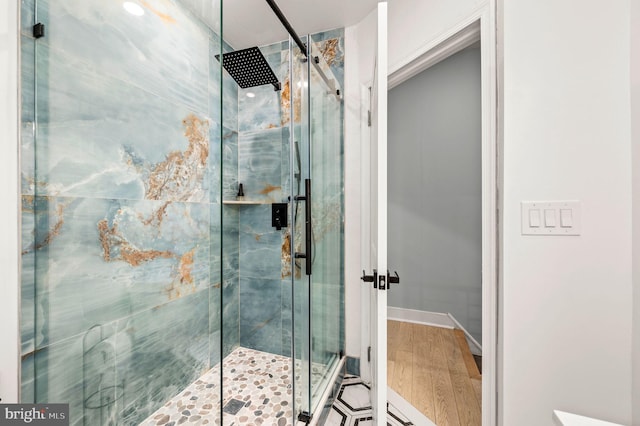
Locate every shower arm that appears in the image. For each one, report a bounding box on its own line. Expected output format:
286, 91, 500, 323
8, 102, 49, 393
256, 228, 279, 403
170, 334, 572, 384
264, 0, 341, 98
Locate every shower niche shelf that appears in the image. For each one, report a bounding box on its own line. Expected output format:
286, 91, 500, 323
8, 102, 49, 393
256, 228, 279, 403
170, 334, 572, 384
223, 200, 270, 205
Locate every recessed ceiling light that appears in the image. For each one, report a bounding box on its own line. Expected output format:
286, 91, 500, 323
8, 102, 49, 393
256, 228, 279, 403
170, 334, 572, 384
246, 92, 256, 98
123, 2, 145, 16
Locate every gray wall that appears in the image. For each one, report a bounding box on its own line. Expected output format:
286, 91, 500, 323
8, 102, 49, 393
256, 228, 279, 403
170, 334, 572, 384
387, 47, 482, 343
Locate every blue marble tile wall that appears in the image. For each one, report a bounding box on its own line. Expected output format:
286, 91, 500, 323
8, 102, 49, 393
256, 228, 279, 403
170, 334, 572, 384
236, 40, 290, 357
19, 0, 237, 424
236, 30, 345, 358
222, 131, 240, 359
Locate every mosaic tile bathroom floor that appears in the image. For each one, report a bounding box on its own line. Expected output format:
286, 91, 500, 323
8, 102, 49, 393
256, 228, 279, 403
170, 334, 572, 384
141, 347, 330, 426
325, 376, 414, 426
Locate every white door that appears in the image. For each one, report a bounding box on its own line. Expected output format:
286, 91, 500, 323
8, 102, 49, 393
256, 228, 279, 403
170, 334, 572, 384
368, 2, 388, 424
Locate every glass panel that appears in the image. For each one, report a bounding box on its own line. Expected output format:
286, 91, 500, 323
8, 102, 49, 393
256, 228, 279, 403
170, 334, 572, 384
308, 31, 345, 411
291, 35, 312, 421
20, 0, 37, 405
220, 9, 297, 425
22, 0, 224, 424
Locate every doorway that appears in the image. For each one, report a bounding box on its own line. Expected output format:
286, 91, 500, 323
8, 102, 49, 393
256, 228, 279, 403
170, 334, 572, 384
384, 16, 497, 426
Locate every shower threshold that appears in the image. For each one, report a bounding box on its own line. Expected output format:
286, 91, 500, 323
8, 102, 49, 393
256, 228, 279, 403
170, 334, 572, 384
140, 347, 328, 426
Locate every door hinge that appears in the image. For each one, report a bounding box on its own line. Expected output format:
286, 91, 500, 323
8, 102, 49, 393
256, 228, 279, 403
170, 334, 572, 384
367, 110, 371, 127
33, 23, 45, 39
367, 346, 371, 362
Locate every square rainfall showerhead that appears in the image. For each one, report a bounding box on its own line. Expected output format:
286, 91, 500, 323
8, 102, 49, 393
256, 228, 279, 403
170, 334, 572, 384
216, 47, 281, 91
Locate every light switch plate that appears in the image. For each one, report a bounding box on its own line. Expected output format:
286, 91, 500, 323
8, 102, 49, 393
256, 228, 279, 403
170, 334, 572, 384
521, 201, 581, 236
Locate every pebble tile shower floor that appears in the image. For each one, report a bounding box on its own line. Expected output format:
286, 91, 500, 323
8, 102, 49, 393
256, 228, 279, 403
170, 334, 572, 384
141, 347, 297, 426
141, 349, 419, 426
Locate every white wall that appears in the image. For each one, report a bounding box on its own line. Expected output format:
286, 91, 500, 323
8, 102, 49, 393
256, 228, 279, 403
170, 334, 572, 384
344, 7, 378, 360
343, 24, 362, 359
387, 0, 486, 74
500, 0, 632, 424
0, 0, 21, 403
632, 0, 640, 422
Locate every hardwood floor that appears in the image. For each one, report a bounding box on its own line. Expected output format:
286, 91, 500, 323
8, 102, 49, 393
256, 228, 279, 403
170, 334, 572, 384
387, 320, 481, 426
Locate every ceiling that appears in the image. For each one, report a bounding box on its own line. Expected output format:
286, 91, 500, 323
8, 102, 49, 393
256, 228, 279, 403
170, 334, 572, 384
222, 0, 378, 49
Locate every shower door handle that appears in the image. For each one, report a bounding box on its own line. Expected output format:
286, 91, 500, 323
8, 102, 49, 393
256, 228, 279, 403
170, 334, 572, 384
294, 179, 312, 275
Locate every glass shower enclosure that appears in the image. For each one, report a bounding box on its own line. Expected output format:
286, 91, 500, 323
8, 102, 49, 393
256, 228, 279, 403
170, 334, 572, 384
19, 0, 345, 424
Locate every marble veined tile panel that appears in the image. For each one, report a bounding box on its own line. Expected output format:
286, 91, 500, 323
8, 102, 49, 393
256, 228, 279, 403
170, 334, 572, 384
223, 276, 240, 358
222, 204, 240, 277
25, 196, 210, 348
239, 204, 284, 279
221, 127, 239, 201
35, 0, 212, 114
21, 36, 35, 197
209, 284, 222, 366
281, 279, 293, 358
21, 35, 35, 124
210, 37, 239, 132
239, 277, 283, 355
29, 42, 213, 202
312, 28, 344, 43
20, 353, 35, 403
29, 333, 88, 425
21, 122, 35, 197
21, 0, 35, 36
177, 0, 222, 36
114, 289, 211, 425
238, 128, 285, 203
238, 48, 289, 133
281, 132, 292, 198
210, 201, 222, 286
209, 123, 223, 204
208, 122, 223, 204
311, 29, 345, 88
21, 203, 37, 355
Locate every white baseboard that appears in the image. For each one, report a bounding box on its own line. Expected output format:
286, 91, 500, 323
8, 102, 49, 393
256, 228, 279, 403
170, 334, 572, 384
446, 313, 482, 355
387, 307, 455, 329
388, 307, 483, 355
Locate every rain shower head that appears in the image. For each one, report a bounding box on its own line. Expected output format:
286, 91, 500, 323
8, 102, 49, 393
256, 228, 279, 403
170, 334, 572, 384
215, 47, 281, 91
